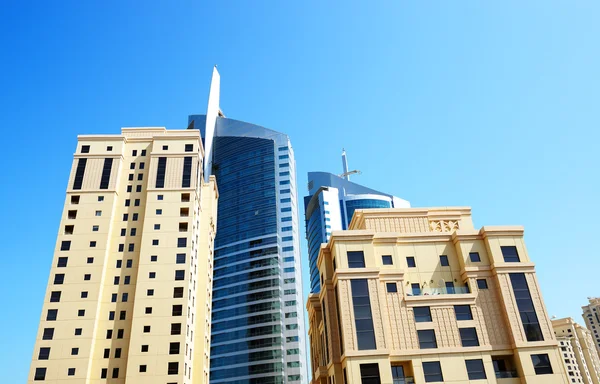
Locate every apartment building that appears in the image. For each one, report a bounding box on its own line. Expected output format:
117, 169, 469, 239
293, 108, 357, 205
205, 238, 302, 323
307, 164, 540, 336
582, 298, 600, 355
553, 317, 600, 384
307, 207, 568, 383
28, 127, 218, 384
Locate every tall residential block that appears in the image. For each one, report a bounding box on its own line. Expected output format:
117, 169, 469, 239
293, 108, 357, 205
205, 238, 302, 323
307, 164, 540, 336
188, 67, 308, 384
307, 207, 569, 383
582, 298, 600, 355
552, 317, 600, 384
28, 127, 218, 384
304, 157, 410, 294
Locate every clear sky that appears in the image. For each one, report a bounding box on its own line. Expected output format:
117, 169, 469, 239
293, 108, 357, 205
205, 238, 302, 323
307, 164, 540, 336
1, 1, 599, 381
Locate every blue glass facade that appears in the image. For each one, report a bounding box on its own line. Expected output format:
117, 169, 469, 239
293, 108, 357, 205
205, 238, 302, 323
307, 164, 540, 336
344, 198, 392, 228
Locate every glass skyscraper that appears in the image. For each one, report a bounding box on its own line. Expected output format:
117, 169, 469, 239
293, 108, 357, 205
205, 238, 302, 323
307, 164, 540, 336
189, 68, 307, 384
304, 168, 410, 293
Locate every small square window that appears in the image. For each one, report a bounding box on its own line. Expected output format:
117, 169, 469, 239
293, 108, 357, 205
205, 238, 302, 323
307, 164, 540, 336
38, 347, 50, 360
176, 254, 186, 264
347, 251, 365, 268
414, 307, 432, 322
163, 145, 168, 150
145, 307, 152, 314
141, 149, 146, 156
57, 257, 68, 267
81, 145, 90, 153
127, 185, 132, 192
154, 224, 160, 230
42, 328, 54, 340
469, 252, 481, 262
171, 323, 181, 335
95, 210, 102, 216
143, 325, 151, 333
87, 257, 94, 264
70, 195, 80, 204
382, 255, 393, 265
532, 354, 553, 375
128, 174, 134, 181
459, 327, 480, 347
50, 291, 61, 302
407, 256, 416, 268
141, 345, 149, 352
78, 309, 85, 317
185, 144, 193, 152
68, 210, 77, 219
386, 282, 397, 293
181, 193, 190, 202
423, 361, 443, 383
439, 255, 449, 266
149, 272, 156, 279
174, 270, 185, 280
123, 214, 129, 221
157, 194, 164, 200
84, 274, 91, 281
60, 241, 71, 251
64, 225, 74, 235
476, 279, 488, 289
81, 291, 88, 298
54, 274, 65, 284
151, 255, 158, 262
501, 246, 520, 262
156, 209, 162, 215
98, 196, 104, 202
417, 329, 437, 349
168, 362, 178, 375
74, 328, 82, 335
177, 238, 187, 248
180, 207, 189, 217
107, 146, 112, 151
173, 287, 184, 298
89, 241, 96, 248
172, 304, 183, 316
139, 365, 147, 372
137, 174, 143, 181
136, 185, 142, 192
169, 342, 180, 354
147, 289, 154, 296
179, 222, 188, 232
454, 305, 473, 320
71, 348, 79, 356
92, 225, 99, 232
152, 240, 159, 246
125, 199, 131, 206
465, 359, 486, 380
132, 150, 138, 156
34, 367, 47, 381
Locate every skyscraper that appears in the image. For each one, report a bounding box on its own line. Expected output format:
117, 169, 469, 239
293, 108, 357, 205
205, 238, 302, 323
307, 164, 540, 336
552, 317, 600, 384
304, 156, 410, 293
28, 127, 218, 383
188, 68, 308, 384
582, 298, 600, 354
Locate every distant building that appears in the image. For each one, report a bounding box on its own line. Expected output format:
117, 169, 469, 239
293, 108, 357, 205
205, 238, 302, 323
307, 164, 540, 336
304, 153, 409, 293
307, 207, 569, 383
552, 317, 600, 384
582, 298, 600, 355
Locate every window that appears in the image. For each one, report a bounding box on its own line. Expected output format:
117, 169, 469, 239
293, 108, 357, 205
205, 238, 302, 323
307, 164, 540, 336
112, 368, 120, 379
147, 289, 154, 296
132, 150, 138, 156
126, 259, 132, 268
156, 157, 167, 188
124, 276, 130, 285
106, 330, 113, 339
454, 305, 473, 320
64, 225, 74, 235
71, 347, 79, 355
57, 257, 68, 267
531, 354, 553, 375
386, 283, 397, 293
123, 213, 128, 221
445, 281, 455, 294
100, 158, 113, 189
130, 228, 136, 236
74, 328, 82, 335
423, 361, 444, 382
101, 368, 107, 379
111, 294, 117, 303
154, 224, 160, 230
179, 222, 188, 232
67, 367, 76, 376
469, 252, 481, 262
128, 174, 134, 181
107, 146, 112, 151
172, 305, 183, 316
173, 287, 184, 298
87, 257, 94, 264
109, 311, 115, 320
145, 307, 152, 314
169, 342, 180, 354
114, 276, 120, 285
60, 241, 71, 251
68, 210, 77, 219
77, 309, 85, 317
381, 255, 393, 265
141, 345, 149, 352
185, 144, 193, 152
418, 330, 437, 349
122, 293, 128, 302
103, 349, 110, 358
359, 363, 381, 384
72, 158, 87, 190
92, 225, 99, 232
127, 185, 132, 192
137, 173, 143, 181
465, 359, 486, 380
136, 185, 142, 192
150, 255, 157, 262
351, 279, 376, 350
176, 254, 186, 264
84, 274, 91, 281
501, 246, 520, 262
139, 365, 147, 373
162, 145, 168, 150
149, 271, 156, 279
411, 283, 421, 295
414, 307, 432, 322
181, 193, 190, 202
115, 348, 121, 358
175, 270, 185, 280
177, 238, 187, 247
54, 274, 65, 284
143, 326, 151, 333
407, 256, 416, 268
152, 240, 159, 246
168, 362, 178, 375
42, 328, 54, 340
141, 149, 146, 156
171, 323, 181, 335
476, 279, 488, 289
182, 156, 192, 187
117, 329, 124, 339
128, 243, 134, 252
510, 273, 544, 341
459, 328, 480, 347
70, 195, 80, 204
348, 251, 365, 268
38, 347, 50, 360
157, 194, 164, 200
132, 213, 138, 221
439, 255, 449, 266
34, 367, 46, 381
89, 241, 96, 247
125, 199, 131, 206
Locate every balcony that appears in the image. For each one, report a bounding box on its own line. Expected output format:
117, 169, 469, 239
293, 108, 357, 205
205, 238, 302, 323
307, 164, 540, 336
495, 370, 518, 378
406, 286, 470, 296
393, 377, 415, 384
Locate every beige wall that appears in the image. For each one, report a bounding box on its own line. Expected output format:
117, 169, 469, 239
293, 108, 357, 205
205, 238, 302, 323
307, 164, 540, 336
308, 207, 569, 384
28, 128, 217, 384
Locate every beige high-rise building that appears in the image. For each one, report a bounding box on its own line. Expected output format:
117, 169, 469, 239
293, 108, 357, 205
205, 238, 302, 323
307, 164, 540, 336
27, 127, 218, 384
582, 298, 600, 355
552, 317, 600, 384
307, 207, 569, 384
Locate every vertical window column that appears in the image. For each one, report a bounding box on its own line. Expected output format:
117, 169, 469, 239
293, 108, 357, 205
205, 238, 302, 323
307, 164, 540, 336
351, 279, 376, 350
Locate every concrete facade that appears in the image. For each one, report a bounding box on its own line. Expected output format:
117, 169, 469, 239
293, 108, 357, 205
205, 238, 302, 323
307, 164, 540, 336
28, 127, 218, 384
307, 207, 569, 384
553, 317, 600, 384
582, 298, 600, 356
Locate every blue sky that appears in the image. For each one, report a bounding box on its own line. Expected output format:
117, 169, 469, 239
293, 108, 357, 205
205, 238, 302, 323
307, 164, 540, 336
1, 1, 599, 381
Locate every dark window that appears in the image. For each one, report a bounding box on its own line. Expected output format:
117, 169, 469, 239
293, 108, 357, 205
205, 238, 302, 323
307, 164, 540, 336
411, 283, 421, 295
169, 342, 180, 354
50, 291, 61, 302
418, 330, 437, 349
73, 158, 87, 190
60, 241, 71, 251
175, 270, 185, 280
171, 323, 181, 335
137, 173, 143, 181
103, 349, 110, 358
359, 363, 381, 384
122, 293, 128, 302
84, 274, 91, 281
70, 195, 80, 204
128, 244, 134, 252
123, 214, 128, 221
510, 273, 544, 341
139, 365, 147, 372
177, 238, 187, 248
99, 158, 113, 189
68, 210, 77, 219
132, 213, 138, 221
386, 282, 397, 293
38, 347, 50, 360
126, 259, 132, 268
107, 146, 112, 151
125, 199, 130, 206
116, 260, 122, 268
136, 185, 142, 192
42, 328, 54, 340
114, 276, 120, 285
531, 354, 553, 375
115, 348, 121, 358
141, 149, 146, 156
128, 174, 134, 181
117, 329, 124, 339
89, 241, 96, 247
139, 163, 145, 170
158, 194, 164, 200
141, 345, 149, 352
145, 307, 152, 314
454, 305, 473, 320
106, 330, 112, 339
149, 272, 156, 278
182, 156, 192, 188
459, 327, 480, 347
130, 162, 135, 170
152, 239, 159, 246
181, 193, 190, 202
124, 276, 130, 285
176, 254, 186, 264
71, 347, 78, 355
185, 144, 193, 152
101, 368, 107, 379
74, 328, 82, 335
414, 307, 432, 322
132, 150, 138, 156
423, 361, 443, 382
469, 252, 481, 262
81, 145, 90, 153
111, 294, 117, 303
445, 281, 455, 294
64, 225, 74, 235
147, 289, 154, 296
143, 326, 150, 333
465, 359, 486, 380
382, 255, 393, 265
68, 367, 75, 375
172, 305, 183, 316
156, 157, 167, 188
34, 367, 46, 381
109, 311, 115, 320
127, 185, 132, 192
87, 257, 93, 264
150, 255, 157, 262
351, 279, 376, 350
476, 279, 488, 289
501, 246, 520, 262
348, 251, 366, 268
168, 362, 178, 375
54, 274, 64, 284
162, 145, 168, 150
173, 287, 184, 298
57, 257, 68, 267
407, 256, 416, 268
439, 255, 449, 266
134, 199, 140, 206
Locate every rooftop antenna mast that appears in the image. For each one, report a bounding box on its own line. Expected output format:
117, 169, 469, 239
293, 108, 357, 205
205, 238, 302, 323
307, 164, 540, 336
339, 149, 361, 180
